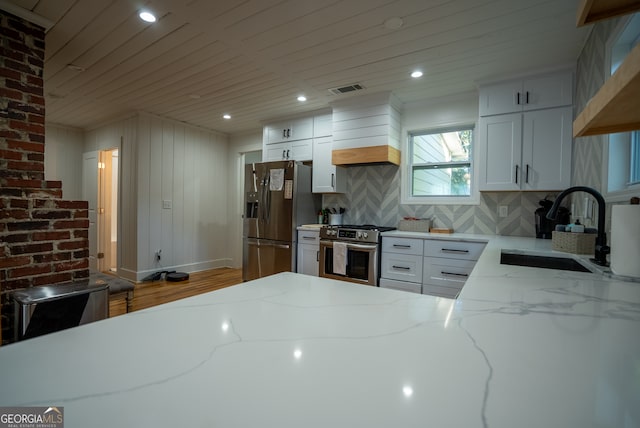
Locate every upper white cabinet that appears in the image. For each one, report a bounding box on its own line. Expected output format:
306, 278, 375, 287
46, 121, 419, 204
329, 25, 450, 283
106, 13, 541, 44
312, 136, 346, 193
479, 71, 573, 116
264, 117, 313, 145
264, 139, 313, 162
313, 113, 332, 138
478, 71, 574, 191
478, 106, 573, 191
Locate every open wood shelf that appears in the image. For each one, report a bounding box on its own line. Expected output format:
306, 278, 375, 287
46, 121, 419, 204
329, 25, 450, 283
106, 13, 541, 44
573, 43, 640, 137
576, 0, 640, 27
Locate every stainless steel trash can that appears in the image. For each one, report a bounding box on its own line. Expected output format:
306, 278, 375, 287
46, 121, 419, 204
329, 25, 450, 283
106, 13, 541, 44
12, 282, 109, 341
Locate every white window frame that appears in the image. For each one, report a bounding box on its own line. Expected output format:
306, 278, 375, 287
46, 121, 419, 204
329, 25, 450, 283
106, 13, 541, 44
602, 13, 640, 202
401, 124, 480, 205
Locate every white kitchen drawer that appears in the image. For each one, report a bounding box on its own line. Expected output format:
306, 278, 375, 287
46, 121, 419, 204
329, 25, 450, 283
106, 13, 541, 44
297, 230, 320, 243
379, 278, 421, 294
424, 239, 486, 261
382, 237, 424, 256
422, 284, 460, 299
381, 253, 423, 283
423, 257, 476, 287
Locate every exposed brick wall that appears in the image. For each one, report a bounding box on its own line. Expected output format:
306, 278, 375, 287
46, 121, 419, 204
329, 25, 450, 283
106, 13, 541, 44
1, 10, 90, 342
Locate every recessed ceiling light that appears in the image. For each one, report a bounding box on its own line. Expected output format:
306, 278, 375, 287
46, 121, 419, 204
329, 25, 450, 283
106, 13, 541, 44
384, 17, 404, 30
139, 11, 156, 23
297, 95, 307, 102
411, 70, 423, 78
223, 114, 231, 120
67, 64, 86, 72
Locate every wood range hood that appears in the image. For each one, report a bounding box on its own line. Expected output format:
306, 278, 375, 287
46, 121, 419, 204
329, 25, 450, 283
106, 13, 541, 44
332, 145, 401, 166
330, 92, 402, 166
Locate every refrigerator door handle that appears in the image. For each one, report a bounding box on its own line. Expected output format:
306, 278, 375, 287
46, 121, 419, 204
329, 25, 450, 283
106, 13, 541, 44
247, 239, 289, 248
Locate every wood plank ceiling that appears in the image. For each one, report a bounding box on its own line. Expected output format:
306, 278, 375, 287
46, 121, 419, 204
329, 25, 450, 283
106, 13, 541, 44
1, 0, 589, 135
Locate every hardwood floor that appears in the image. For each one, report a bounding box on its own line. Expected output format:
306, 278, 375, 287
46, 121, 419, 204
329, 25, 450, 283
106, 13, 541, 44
109, 268, 243, 317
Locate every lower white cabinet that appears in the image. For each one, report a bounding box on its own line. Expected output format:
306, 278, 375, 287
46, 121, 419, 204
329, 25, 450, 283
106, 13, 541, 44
380, 237, 424, 294
422, 240, 486, 299
296, 229, 320, 276
379, 278, 421, 294
422, 257, 476, 298
380, 236, 487, 298
381, 253, 423, 283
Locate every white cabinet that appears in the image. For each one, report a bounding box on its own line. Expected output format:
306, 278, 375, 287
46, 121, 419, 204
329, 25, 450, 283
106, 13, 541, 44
380, 236, 487, 298
297, 229, 320, 276
313, 113, 332, 138
379, 237, 424, 294
478, 71, 573, 192
422, 240, 487, 299
478, 106, 572, 191
264, 139, 313, 162
312, 136, 346, 193
264, 117, 313, 144
479, 71, 573, 116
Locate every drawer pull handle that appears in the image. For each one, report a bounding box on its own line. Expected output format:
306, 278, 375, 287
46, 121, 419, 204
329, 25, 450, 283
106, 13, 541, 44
441, 271, 469, 277
441, 248, 469, 253
392, 265, 411, 270
393, 244, 412, 248
302, 236, 316, 240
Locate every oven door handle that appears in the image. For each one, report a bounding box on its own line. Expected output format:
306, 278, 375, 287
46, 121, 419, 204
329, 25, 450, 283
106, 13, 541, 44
321, 240, 377, 251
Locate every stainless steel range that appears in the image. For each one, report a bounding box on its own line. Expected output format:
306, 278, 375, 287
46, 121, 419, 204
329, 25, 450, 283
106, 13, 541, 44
319, 225, 396, 286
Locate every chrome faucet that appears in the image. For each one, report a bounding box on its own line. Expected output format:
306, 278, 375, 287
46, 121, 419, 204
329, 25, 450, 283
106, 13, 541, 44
546, 186, 610, 266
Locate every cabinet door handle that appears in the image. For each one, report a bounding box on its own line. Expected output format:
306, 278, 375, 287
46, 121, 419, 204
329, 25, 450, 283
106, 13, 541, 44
515, 164, 519, 184
392, 265, 411, 270
441, 271, 469, 277
525, 91, 529, 104
302, 236, 316, 240
393, 244, 412, 249
516, 92, 520, 105
283, 129, 287, 138
287, 128, 291, 138
441, 248, 469, 254
282, 149, 286, 159
525, 164, 530, 183
317, 251, 319, 262
331, 173, 335, 188
286, 149, 290, 159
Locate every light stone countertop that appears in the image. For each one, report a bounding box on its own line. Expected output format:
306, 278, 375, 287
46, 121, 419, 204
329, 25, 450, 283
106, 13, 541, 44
0, 234, 638, 427
297, 224, 324, 231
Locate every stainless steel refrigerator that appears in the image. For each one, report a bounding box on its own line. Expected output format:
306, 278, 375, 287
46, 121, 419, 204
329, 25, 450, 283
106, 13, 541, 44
243, 160, 321, 281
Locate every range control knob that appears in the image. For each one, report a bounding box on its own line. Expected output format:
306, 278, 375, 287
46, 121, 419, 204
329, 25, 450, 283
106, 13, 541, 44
362, 232, 368, 239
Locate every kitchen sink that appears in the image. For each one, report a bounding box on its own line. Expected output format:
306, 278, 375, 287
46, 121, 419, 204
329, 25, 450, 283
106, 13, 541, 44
500, 251, 592, 273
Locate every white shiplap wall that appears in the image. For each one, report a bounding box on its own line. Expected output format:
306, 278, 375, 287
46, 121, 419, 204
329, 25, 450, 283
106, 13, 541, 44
83, 113, 231, 280
44, 124, 85, 201
136, 113, 231, 279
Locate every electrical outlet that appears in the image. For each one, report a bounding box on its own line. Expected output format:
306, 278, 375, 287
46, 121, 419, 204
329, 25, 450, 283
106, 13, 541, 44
155, 249, 162, 262
498, 205, 509, 218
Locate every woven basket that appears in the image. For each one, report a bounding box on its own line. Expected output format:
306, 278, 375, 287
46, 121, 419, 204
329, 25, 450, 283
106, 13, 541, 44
552, 231, 596, 254
398, 219, 432, 232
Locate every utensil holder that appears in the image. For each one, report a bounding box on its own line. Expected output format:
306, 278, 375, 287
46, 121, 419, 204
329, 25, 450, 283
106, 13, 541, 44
329, 214, 343, 225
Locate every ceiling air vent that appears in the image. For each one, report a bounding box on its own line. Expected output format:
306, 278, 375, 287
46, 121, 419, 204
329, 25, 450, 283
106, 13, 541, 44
328, 83, 365, 95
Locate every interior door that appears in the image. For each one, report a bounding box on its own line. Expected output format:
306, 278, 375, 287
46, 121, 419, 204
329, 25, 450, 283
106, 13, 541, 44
82, 151, 99, 271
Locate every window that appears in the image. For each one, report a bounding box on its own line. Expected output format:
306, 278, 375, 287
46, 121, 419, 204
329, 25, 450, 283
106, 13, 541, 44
408, 126, 474, 200
605, 13, 640, 199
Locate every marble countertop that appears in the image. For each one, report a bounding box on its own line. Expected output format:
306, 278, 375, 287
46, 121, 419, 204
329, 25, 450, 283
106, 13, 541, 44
1, 235, 639, 427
